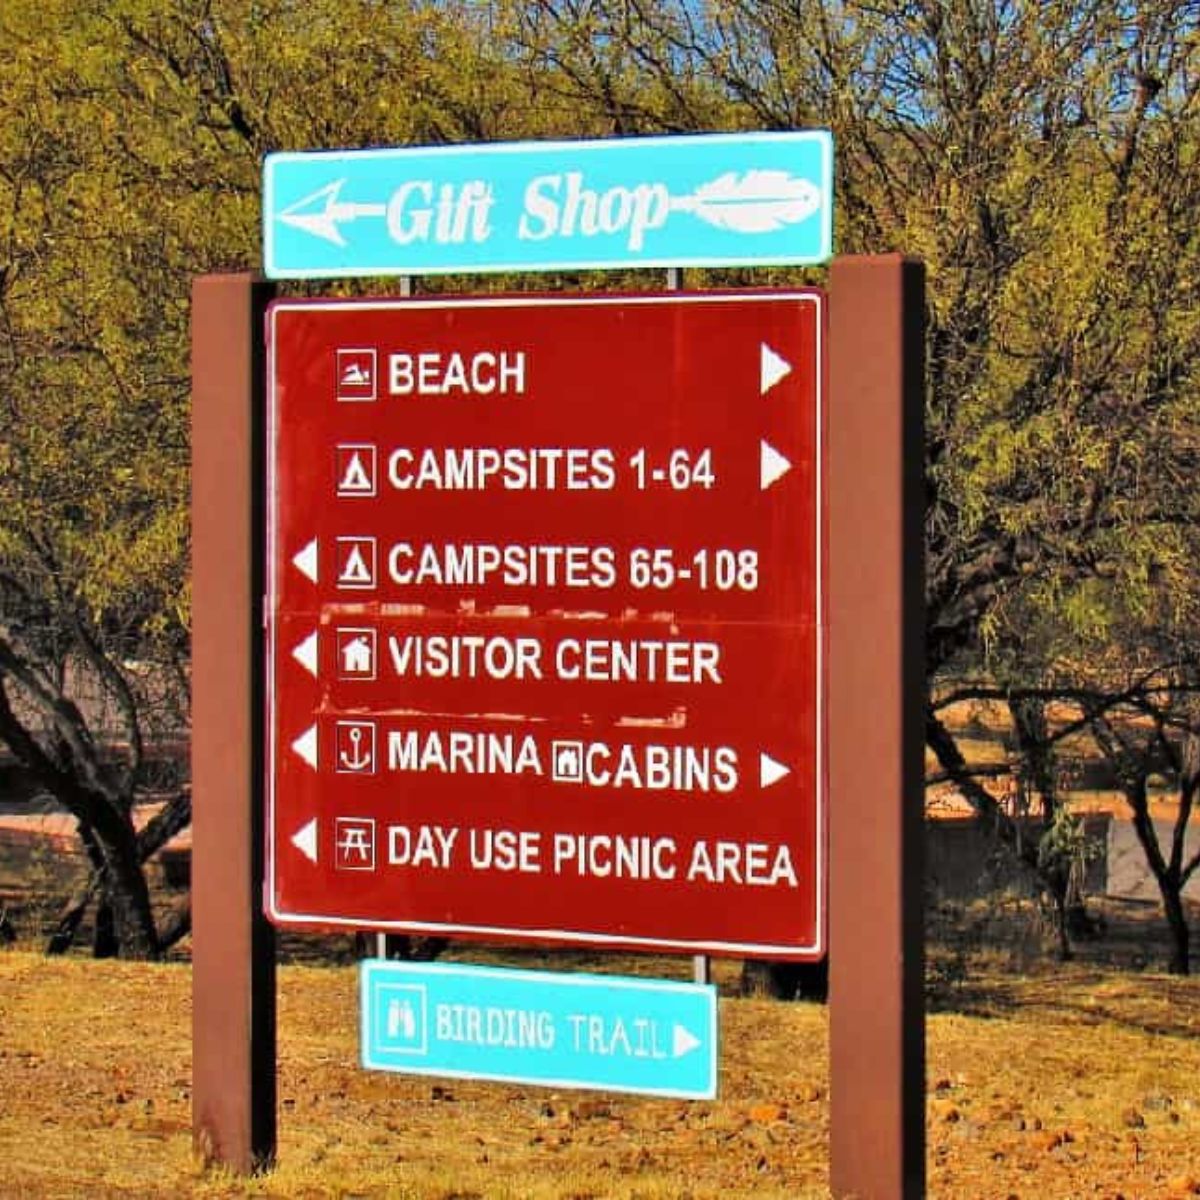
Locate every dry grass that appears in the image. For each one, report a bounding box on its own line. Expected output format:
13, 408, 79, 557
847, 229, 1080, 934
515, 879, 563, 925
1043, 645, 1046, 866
3, 930, 1200, 1199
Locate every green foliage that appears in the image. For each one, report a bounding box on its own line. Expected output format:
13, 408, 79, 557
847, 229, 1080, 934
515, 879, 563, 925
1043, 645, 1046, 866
0, 0, 555, 672
2, 3, 191, 658
500, 2, 1200, 682
2, 0, 1199, 954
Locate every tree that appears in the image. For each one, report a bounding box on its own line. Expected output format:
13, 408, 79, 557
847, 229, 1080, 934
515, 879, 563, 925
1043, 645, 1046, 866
0, 0, 580, 957
511, 0, 1200, 959
4, 0, 1198, 965
1086, 670, 1200, 974
0, 0, 204, 956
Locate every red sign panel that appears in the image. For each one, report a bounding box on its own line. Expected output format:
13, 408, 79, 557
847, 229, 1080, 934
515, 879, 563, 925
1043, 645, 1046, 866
265, 292, 825, 958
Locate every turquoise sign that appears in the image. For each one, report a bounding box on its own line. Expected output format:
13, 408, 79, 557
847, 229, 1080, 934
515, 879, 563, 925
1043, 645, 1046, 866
361, 961, 718, 1099
264, 131, 832, 278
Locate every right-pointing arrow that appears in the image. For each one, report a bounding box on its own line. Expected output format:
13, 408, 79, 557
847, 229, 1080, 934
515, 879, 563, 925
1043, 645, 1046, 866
761, 342, 793, 394
760, 752, 791, 789
291, 818, 318, 864
672, 1023, 702, 1058
292, 538, 319, 583
292, 724, 318, 770
760, 440, 792, 490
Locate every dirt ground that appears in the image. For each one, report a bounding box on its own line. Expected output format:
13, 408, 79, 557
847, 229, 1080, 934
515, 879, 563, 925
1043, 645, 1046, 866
3, 899, 1200, 1199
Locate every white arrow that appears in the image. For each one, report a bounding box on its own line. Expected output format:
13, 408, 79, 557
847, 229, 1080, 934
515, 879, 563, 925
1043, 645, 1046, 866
278, 179, 387, 248
760, 752, 791, 789
672, 1023, 702, 1058
292, 538, 319, 584
291, 818, 318, 864
292, 630, 318, 678
291, 724, 318, 770
760, 440, 792, 490
761, 343, 792, 394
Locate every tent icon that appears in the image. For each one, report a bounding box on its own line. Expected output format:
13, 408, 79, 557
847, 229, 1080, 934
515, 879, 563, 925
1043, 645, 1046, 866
336, 444, 377, 496
335, 537, 377, 590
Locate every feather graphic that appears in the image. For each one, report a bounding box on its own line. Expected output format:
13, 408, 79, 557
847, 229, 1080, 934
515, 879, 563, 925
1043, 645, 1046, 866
671, 170, 822, 234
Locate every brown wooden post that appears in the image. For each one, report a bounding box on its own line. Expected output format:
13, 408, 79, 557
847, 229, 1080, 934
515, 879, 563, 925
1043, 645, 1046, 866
828, 255, 926, 1199
191, 273, 277, 1172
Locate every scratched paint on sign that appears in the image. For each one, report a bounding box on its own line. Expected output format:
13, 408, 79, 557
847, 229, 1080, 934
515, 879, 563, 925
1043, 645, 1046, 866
265, 291, 826, 959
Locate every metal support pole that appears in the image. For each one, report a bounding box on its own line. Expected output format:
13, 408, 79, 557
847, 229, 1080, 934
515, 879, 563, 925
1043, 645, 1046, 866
376, 271, 415, 966
828, 255, 926, 1199
663, 264, 712, 990
192, 273, 277, 1173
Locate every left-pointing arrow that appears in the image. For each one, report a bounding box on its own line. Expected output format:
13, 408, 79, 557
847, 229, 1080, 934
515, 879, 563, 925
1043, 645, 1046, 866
278, 179, 388, 248
292, 630, 318, 678
292, 724, 318, 770
293, 538, 319, 583
291, 818, 318, 863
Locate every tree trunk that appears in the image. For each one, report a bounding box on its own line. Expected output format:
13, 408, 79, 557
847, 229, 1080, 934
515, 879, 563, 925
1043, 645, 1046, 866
741, 958, 828, 1001
46, 821, 105, 955
1162, 885, 1190, 976
1123, 777, 1191, 975
0, 679, 161, 958
47, 794, 192, 956
46, 895, 90, 955
80, 797, 160, 959
93, 894, 117, 958
156, 898, 191, 953
95, 825, 159, 959
1011, 696, 1076, 961
1050, 885, 1073, 963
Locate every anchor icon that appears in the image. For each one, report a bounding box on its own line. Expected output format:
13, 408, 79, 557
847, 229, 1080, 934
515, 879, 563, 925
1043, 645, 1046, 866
335, 721, 377, 774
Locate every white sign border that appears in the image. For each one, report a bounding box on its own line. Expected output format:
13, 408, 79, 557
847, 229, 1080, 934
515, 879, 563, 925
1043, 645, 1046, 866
264, 289, 826, 960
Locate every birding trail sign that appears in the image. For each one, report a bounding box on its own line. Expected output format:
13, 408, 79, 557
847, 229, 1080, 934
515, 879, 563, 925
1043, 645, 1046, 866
264, 291, 826, 958
361, 960, 717, 1100
263, 131, 832, 279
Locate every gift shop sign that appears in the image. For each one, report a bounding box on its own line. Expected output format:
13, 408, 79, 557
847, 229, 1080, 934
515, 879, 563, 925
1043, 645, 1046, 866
263, 132, 832, 278
264, 291, 826, 958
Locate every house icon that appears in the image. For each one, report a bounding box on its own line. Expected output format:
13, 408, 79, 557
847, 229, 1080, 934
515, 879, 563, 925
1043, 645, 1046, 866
336, 629, 376, 679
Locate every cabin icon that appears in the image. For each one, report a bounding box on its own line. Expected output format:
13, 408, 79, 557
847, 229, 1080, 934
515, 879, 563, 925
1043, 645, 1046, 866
336, 627, 377, 680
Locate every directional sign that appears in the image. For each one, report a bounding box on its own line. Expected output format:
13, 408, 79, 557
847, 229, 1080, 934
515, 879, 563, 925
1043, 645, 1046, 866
263, 132, 832, 278
361, 961, 717, 1100
265, 292, 826, 958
